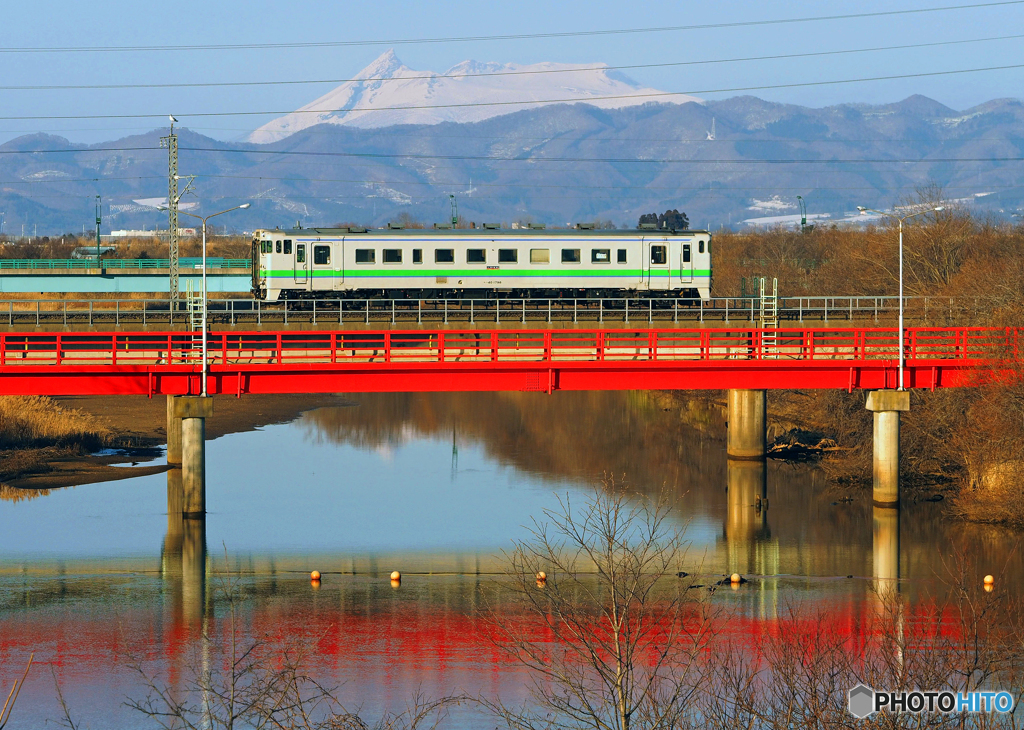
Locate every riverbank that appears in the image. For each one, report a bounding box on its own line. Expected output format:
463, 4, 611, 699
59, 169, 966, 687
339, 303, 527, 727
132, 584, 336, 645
0, 393, 353, 495
677, 384, 1024, 526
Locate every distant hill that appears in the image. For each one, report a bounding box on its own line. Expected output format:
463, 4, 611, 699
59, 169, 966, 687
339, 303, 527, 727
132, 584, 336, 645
1, 94, 1022, 236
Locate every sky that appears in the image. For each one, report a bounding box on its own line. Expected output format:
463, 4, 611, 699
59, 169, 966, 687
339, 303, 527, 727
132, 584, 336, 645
0, 0, 1022, 146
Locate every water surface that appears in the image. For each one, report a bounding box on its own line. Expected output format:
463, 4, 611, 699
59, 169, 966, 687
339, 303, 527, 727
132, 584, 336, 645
2, 391, 1021, 728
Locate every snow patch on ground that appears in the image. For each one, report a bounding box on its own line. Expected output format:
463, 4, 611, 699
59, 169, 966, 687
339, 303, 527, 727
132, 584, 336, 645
748, 196, 798, 213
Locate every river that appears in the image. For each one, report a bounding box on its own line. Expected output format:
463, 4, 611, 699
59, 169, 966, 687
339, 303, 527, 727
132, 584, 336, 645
1, 391, 1022, 728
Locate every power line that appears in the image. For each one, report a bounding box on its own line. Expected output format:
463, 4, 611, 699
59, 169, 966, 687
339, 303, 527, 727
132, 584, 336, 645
1, 1, 1020, 54
3, 173, 1019, 193
7, 185, 1020, 202
2, 122, 1021, 145
3, 34, 1022, 91
2, 62, 1023, 122
3, 143, 1024, 166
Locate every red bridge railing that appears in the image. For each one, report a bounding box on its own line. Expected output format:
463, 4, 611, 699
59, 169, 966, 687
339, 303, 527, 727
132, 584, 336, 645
0, 327, 1015, 395
0, 327, 1015, 368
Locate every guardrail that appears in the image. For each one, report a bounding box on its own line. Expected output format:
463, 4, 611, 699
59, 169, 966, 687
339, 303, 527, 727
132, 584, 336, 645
0, 295, 997, 328
0, 258, 251, 270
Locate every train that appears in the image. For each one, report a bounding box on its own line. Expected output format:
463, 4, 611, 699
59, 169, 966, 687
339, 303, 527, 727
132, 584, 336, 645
250, 224, 711, 302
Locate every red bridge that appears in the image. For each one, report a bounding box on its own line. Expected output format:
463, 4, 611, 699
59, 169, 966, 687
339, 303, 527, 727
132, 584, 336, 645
0, 326, 1014, 396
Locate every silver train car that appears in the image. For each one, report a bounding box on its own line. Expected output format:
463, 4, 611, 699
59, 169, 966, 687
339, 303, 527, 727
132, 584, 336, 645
251, 226, 711, 302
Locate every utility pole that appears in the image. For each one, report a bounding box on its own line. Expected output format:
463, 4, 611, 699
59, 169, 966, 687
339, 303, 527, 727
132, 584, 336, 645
449, 194, 458, 227
95, 194, 102, 263
161, 116, 180, 306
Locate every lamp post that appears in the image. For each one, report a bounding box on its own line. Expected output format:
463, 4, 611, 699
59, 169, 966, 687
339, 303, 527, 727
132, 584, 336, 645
857, 205, 944, 390
161, 203, 251, 396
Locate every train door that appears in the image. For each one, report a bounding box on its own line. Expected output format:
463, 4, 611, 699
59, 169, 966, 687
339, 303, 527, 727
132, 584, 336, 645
333, 238, 344, 290
311, 240, 334, 292
680, 241, 693, 283
294, 243, 308, 286
644, 238, 671, 290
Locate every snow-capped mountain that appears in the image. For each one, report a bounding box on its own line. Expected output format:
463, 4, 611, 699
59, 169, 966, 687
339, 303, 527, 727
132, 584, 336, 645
247, 50, 699, 143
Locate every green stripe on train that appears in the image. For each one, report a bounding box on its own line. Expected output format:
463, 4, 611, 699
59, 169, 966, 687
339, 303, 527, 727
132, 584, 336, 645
264, 269, 711, 279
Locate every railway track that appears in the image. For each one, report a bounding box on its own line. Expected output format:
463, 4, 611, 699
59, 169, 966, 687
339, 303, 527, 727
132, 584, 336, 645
0, 295, 993, 329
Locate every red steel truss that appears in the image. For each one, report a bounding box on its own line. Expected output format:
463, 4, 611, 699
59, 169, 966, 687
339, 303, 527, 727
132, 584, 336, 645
0, 327, 1015, 396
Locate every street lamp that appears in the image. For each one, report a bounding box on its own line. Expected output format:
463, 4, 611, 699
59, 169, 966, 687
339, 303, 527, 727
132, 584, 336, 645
857, 205, 944, 390
159, 202, 251, 396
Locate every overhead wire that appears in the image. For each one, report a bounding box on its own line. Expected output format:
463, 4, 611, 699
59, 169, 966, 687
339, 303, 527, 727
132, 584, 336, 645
1, 1, 1020, 53
2, 33, 1022, 91
2, 62, 1023, 122
2, 143, 1024, 166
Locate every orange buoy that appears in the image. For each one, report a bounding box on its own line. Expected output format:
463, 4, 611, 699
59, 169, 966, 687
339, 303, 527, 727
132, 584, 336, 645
984, 574, 995, 585
390, 571, 401, 581
310, 570, 321, 581
536, 571, 546, 581
730, 573, 741, 584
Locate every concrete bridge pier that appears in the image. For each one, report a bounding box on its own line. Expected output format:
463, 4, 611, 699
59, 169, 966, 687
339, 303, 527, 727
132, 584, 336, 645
166, 395, 182, 466
866, 390, 910, 507
173, 396, 214, 518
727, 389, 766, 459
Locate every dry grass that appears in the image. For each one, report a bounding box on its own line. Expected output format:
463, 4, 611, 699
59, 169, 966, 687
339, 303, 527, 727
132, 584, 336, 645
0, 397, 112, 499
0, 396, 108, 448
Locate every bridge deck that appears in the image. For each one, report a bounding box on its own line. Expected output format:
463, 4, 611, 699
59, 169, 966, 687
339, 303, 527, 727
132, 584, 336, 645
0, 326, 1013, 396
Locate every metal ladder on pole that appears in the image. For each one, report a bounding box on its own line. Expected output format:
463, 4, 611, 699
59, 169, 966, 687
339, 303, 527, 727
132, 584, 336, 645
759, 277, 779, 357
186, 279, 203, 359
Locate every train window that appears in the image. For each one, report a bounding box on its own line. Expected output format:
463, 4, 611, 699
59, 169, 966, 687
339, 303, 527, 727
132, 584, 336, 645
651, 245, 667, 264
617, 249, 627, 263
435, 249, 454, 263
314, 245, 331, 265
530, 249, 549, 263
413, 249, 422, 264
683, 244, 691, 263
591, 249, 610, 263
699, 241, 705, 254
561, 248, 581, 263
355, 249, 375, 264
284, 240, 292, 254
276, 241, 282, 254
261, 242, 269, 254
467, 249, 486, 263
383, 249, 402, 263
498, 249, 518, 263
296, 244, 305, 263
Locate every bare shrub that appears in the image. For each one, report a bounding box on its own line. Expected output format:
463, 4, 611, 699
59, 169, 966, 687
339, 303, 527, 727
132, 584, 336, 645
489, 487, 713, 730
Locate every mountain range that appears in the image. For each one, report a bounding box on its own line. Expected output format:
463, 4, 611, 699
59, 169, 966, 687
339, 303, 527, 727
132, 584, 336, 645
1, 55, 1022, 236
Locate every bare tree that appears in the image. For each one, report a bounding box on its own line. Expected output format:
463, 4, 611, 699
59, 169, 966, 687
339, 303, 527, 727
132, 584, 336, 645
488, 487, 713, 730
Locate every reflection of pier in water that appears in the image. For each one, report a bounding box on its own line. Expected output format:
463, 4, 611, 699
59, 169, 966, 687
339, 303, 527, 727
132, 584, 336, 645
162, 467, 208, 626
